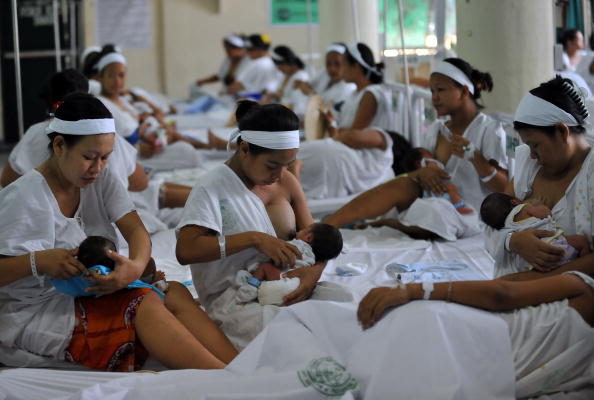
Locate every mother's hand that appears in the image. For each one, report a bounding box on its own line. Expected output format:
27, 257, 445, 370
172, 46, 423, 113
84, 250, 145, 295
449, 136, 471, 158
412, 166, 450, 194
255, 234, 302, 269
282, 263, 324, 306
358, 286, 410, 329
37, 248, 87, 280
509, 229, 566, 271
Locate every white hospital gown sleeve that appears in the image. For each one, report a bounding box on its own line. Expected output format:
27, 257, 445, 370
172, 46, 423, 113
100, 168, 136, 223
176, 185, 223, 234
479, 120, 508, 170
8, 121, 51, 175
0, 178, 54, 256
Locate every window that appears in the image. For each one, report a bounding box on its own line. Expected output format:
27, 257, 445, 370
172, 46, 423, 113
379, 0, 456, 57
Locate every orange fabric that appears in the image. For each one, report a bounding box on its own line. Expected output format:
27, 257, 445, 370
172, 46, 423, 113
65, 288, 152, 372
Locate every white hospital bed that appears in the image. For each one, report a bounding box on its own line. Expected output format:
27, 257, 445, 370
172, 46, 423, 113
2, 228, 593, 399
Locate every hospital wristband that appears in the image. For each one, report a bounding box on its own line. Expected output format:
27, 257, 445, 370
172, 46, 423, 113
218, 234, 226, 260
329, 119, 338, 129
504, 231, 514, 252
422, 280, 434, 300
480, 168, 498, 183
30, 252, 40, 279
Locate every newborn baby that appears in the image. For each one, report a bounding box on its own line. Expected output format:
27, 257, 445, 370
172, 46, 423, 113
481, 192, 590, 273
52, 236, 167, 297
234, 223, 343, 305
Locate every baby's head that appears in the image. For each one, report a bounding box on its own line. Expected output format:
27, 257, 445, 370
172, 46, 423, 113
295, 223, 343, 262
402, 148, 435, 172
78, 236, 117, 270
480, 193, 551, 229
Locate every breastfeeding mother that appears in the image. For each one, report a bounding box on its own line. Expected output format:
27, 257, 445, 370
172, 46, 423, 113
489, 76, 594, 278
176, 101, 322, 320
0, 93, 236, 371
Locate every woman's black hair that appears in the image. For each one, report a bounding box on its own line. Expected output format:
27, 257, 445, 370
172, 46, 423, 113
345, 42, 384, 84
40, 69, 89, 112
386, 131, 413, 175
81, 51, 102, 78
560, 29, 580, 50
438, 58, 493, 109
234, 100, 299, 155
47, 92, 113, 151
513, 75, 588, 135
272, 45, 305, 69
247, 34, 271, 51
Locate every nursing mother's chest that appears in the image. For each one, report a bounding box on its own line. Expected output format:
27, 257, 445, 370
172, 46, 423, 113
529, 169, 578, 210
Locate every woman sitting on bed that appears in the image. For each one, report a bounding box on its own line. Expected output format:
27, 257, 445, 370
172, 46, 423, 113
96, 50, 208, 168
0, 93, 237, 371
323, 58, 508, 239
176, 102, 325, 335
486, 76, 594, 278
294, 42, 397, 200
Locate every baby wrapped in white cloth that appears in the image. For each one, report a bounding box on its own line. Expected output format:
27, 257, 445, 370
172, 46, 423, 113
481, 192, 590, 275
209, 223, 347, 350
234, 223, 344, 305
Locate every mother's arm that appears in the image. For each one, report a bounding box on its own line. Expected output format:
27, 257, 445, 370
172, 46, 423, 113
450, 135, 508, 192
358, 273, 594, 329
334, 129, 387, 150
176, 226, 301, 268
0, 249, 86, 287
0, 164, 21, 188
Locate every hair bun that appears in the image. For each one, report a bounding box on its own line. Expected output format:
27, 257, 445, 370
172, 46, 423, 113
561, 79, 589, 120
235, 100, 259, 123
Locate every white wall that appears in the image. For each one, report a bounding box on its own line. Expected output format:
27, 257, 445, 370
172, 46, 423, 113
84, 0, 324, 98
83, 0, 164, 93
160, 0, 320, 97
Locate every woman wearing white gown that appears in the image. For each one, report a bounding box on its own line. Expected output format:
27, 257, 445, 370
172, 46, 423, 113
296, 42, 396, 200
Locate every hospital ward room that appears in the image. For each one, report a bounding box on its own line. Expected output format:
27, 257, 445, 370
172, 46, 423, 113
2, 0, 594, 399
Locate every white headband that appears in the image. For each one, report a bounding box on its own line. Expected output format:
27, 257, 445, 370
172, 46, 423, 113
432, 61, 475, 95
271, 51, 284, 62
514, 92, 579, 127
97, 53, 127, 73
46, 117, 116, 135
346, 43, 379, 78
228, 129, 300, 151
225, 34, 245, 48
326, 44, 346, 55
80, 46, 101, 63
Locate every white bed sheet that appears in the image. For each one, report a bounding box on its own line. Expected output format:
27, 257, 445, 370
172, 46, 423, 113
3, 229, 590, 399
